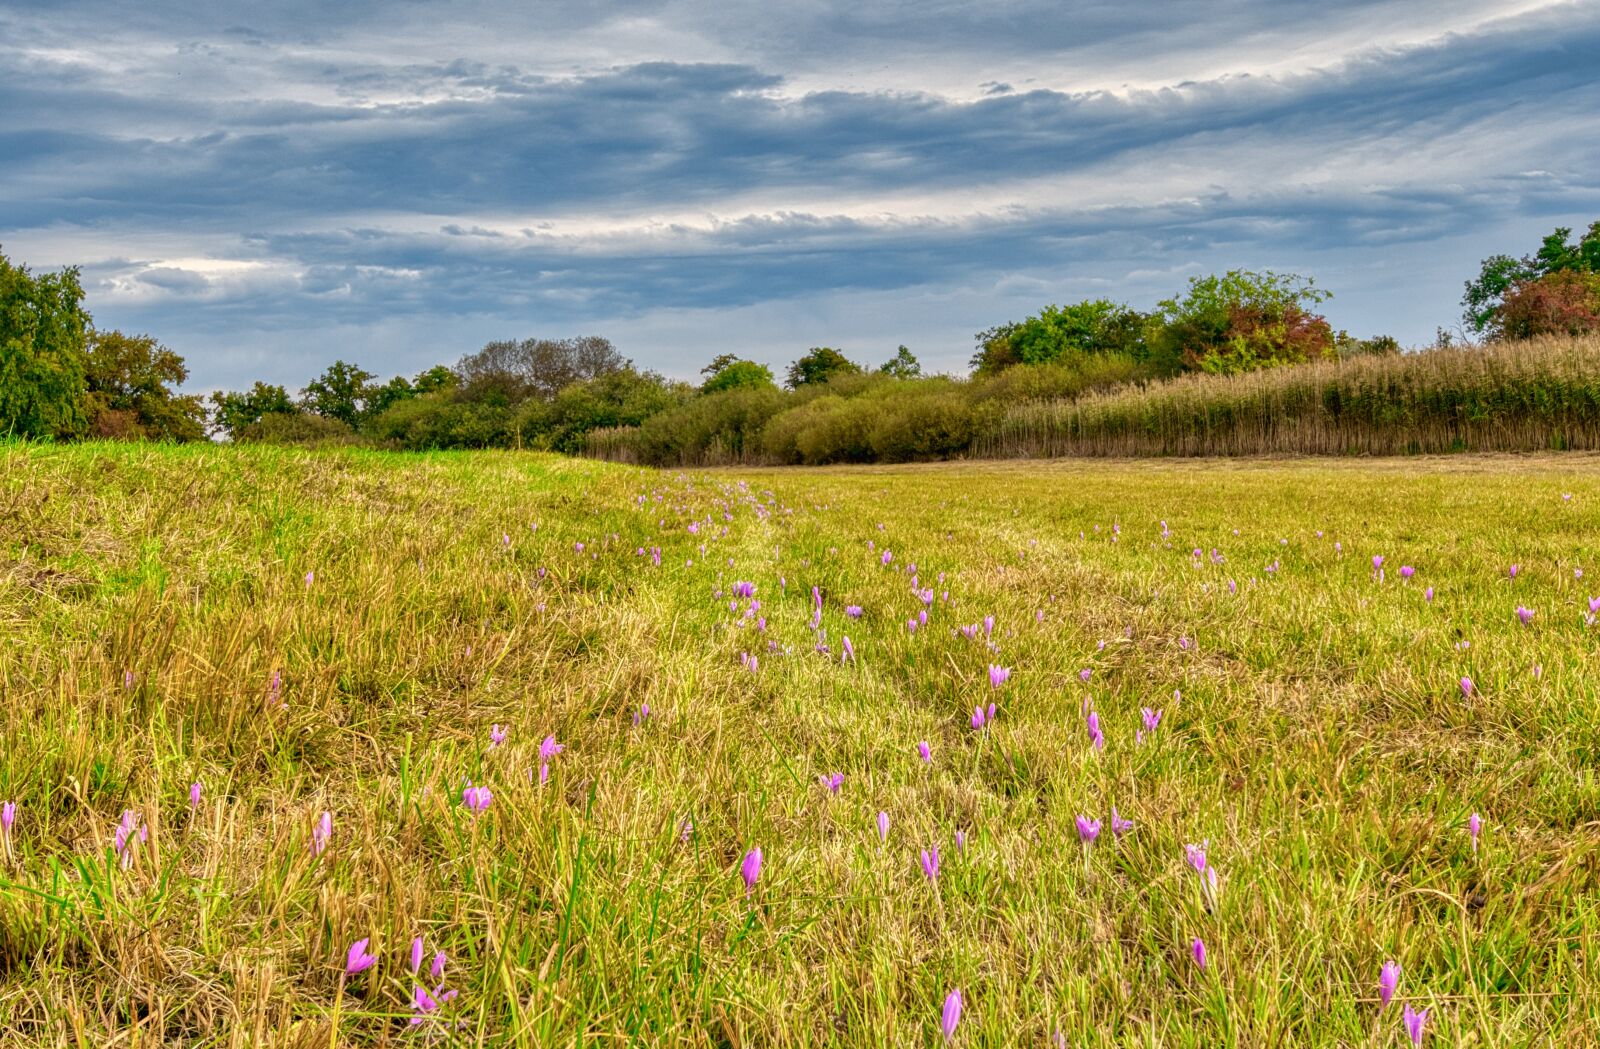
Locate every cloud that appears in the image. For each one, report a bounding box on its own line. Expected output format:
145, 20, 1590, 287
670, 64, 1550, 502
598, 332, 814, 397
1, 0, 1598, 388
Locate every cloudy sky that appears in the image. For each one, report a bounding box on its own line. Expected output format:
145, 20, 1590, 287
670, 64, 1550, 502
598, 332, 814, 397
3, 1, 1599, 391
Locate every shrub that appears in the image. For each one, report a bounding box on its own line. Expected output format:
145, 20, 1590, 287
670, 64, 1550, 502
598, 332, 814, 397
236, 411, 361, 448
1149, 270, 1334, 374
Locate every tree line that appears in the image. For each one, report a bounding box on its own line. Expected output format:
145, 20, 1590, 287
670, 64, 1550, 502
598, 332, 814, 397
3, 221, 1597, 456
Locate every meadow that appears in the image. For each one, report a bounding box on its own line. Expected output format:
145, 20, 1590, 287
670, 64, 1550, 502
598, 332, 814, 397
2, 442, 1598, 1046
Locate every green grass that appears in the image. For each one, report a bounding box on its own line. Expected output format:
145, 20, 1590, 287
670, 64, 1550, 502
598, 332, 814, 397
3, 441, 1599, 1045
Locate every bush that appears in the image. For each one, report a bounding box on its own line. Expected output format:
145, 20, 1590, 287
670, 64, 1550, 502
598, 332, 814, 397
236, 411, 362, 448
1150, 270, 1334, 374
365, 395, 514, 449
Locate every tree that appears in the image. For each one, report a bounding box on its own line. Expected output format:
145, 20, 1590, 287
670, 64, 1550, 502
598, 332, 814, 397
83, 329, 206, 441
301, 360, 376, 426
879, 345, 922, 379
701, 357, 776, 394
455, 335, 629, 401
785, 347, 862, 388
210, 381, 295, 440
1149, 270, 1334, 374
0, 248, 91, 438
1495, 270, 1600, 339
1463, 221, 1600, 336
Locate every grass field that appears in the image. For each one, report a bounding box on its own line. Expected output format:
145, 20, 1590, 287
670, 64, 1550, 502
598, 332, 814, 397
3, 442, 1599, 1046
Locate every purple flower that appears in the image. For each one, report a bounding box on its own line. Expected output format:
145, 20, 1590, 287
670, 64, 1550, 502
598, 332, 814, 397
1424, 586, 1434, 602
1399, 564, 1414, 579
881, 550, 893, 566
983, 615, 995, 638
1, 801, 14, 836
954, 829, 967, 852
431, 950, 446, 981
941, 988, 962, 1043
917, 741, 932, 763
1469, 812, 1482, 852
1191, 938, 1207, 970
1509, 564, 1519, 579
1379, 960, 1401, 1009
1515, 606, 1534, 626
970, 706, 987, 730
819, 772, 844, 794
346, 937, 377, 975
633, 703, 650, 726
539, 735, 564, 763
462, 785, 493, 813
189, 781, 202, 808
845, 605, 863, 618
1185, 841, 1208, 874
311, 811, 332, 857
489, 724, 507, 749
1141, 707, 1162, 733
1111, 806, 1134, 837
1403, 1004, 1428, 1046
877, 811, 890, 841
842, 635, 855, 662
1372, 555, 1384, 572
1086, 710, 1104, 751
741, 847, 762, 893
919, 845, 941, 882
410, 936, 425, 973
1078, 668, 1092, 683
987, 664, 1010, 689
1076, 815, 1101, 843
1459, 677, 1473, 698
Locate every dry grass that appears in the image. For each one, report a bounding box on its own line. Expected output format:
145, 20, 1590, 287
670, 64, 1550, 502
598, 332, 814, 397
2, 442, 1598, 1045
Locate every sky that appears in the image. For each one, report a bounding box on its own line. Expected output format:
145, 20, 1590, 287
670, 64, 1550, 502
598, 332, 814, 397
3, 0, 1599, 392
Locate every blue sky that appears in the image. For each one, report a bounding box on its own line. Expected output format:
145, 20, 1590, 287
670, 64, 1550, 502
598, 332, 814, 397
3, 0, 1599, 392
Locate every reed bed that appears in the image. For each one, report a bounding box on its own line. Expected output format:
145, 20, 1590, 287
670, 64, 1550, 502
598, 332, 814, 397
976, 335, 1600, 458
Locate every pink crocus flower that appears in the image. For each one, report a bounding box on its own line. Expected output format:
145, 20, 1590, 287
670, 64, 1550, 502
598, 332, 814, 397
917, 741, 932, 763
941, 989, 962, 1043
877, 811, 890, 841
1192, 938, 1207, 970
919, 845, 941, 882
1076, 815, 1101, 843
1460, 677, 1474, 698
1515, 606, 1534, 626
189, 781, 202, 808
462, 785, 493, 813
987, 665, 1010, 689
346, 938, 377, 975
312, 811, 332, 856
1111, 806, 1134, 837
1379, 960, 1401, 1008
411, 936, 425, 973
741, 847, 762, 893
1469, 812, 1482, 852
1, 801, 14, 838
819, 772, 844, 794
489, 724, 507, 749
1403, 1004, 1428, 1045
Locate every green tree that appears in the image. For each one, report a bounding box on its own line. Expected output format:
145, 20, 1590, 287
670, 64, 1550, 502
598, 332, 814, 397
302, 360, 376, 426
83, 329, 206, 441
1463, 221, 1600, 336
1150, 270, 1334, 375
879, 345, 922, 379
0, 248, 91, 438
210, 381, 295, 440
702, 357, 776, 394
785, 347, 862, 389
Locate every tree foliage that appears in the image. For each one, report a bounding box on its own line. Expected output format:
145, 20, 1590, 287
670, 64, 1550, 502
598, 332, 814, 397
879, 345, 922, 379
456, 336, 629, 401
0, 248, 91, 438
1150, 270, 1334, 374
1464, 222, 1600, 338
84, 329, 206, 441
210, 382, 296, 439
785, 347, 862, 388
701, 358, 776, 394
